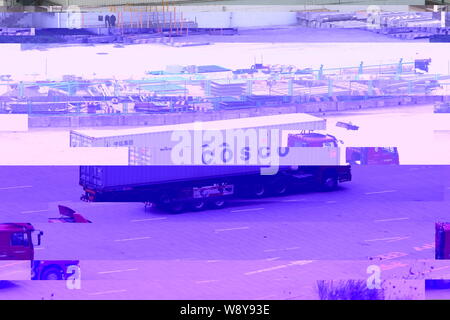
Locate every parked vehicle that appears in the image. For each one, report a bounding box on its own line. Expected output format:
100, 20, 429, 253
346, 147, 400, 165
434, 102, 450, 113
80, 164, 351, 212
80, 132, 351, 211
0, 223, 79, 280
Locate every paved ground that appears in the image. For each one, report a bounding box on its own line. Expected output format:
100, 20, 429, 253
0, 163, 449, 299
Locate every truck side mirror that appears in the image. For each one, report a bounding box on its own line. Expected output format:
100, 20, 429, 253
36, 231, 43, 246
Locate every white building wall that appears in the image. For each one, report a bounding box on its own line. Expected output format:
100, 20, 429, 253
184, 11, 298, 28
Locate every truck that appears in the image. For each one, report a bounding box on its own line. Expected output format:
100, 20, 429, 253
73, 114, 351, 211
0, 223, 79, 280
80, 164, 351, 212
79, 132, 351, 212
346, 147, 400, 165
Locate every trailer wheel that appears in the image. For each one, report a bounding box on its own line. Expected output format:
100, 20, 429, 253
40, 267, 63, 280
168, 201, 185, 213
209, 199, 226, 209
270, 179, 288, 196
251, 183, 267, 198
191, 199, 206, 211
320, 174, 338, 191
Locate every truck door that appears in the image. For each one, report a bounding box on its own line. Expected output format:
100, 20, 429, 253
8, 231, 33, 260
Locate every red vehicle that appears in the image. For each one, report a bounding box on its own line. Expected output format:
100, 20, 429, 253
288, 133, 399, 166
287, 132, 340, 147
346, 147, 400, 165
0, 223, 42, 261
48, 205, 91, 223
0, 223, 79, 280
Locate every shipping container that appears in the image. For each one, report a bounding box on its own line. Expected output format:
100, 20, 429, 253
80, 165, 269, 191
127, 145, 342, 166
70, 113, 327, 148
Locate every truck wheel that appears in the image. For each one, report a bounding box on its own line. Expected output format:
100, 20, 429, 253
270, 179, 288, 196
169, 201, 185, 213
251, 183, 266, 198
40, 267, 63, 280
191, 199, 206, 211
209, 199, 226, 209
320, 175, 338, 191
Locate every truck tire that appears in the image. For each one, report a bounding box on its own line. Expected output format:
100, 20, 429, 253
320, 173, 338, 191
190, 199, 206, 211
168, 201, 185, 213
251, 183, 267, 198
209, 199, 226, 209
40, 267, 63, 280
270, 178, 289, 196
156, 192, 184, 213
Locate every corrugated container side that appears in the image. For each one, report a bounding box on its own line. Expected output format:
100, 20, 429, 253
70, 131, 95, 147
85, 165, 267, 190
128, 146, 342, 166
91, 120, 326, 148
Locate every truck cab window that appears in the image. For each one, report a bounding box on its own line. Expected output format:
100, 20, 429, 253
323, 141, 338, 147
11, 232, 29, 247
381, 147, 396, 154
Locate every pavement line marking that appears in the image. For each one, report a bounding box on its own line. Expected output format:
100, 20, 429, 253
245, 264, 289, 275
207, 260, 220, 263
230, 208, 265, 213
431, 266, 450, 272
365, 190, 397, 195
195, 280, 219, 284
374, 217, 410, 223
131, 217, 167, 222
386, 236, 410, 243
215, 226, 250, 233
0, 185, 32, 190
21, 209, 49, 214
88, 289, 128, 296
281, 199, 306, 202
364, 236, 408, 242
114, 236, 151, 242
0, 261, 26, 268
98, 268, 138, 274
264, 247, 301, 253
245, 260, 313, 275
265, 257, 280, 261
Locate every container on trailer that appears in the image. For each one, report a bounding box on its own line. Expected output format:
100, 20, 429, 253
70, 113, 327, 148
80, 165, 276, 191
127, 145, 341, 166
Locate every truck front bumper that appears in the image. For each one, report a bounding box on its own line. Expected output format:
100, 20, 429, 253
338, 165, 352, 183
